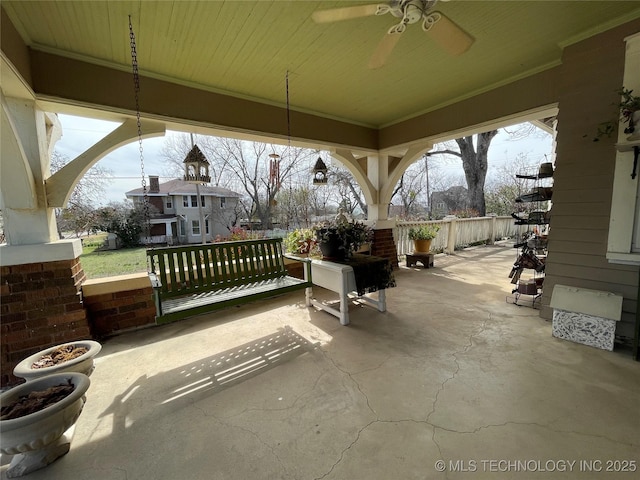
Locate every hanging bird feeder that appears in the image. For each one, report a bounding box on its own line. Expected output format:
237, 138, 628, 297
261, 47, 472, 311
183, 145, 211, 184
312, 157, 328, 185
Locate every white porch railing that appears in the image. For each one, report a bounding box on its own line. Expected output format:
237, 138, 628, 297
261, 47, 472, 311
141, 235, 177, 245
394, 216, 518, 256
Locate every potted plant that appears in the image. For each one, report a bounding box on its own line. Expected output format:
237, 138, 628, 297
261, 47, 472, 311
314, 215, 373, 261
618, 87, 640, 139
284, 228, 316, 256
0, 372, 91, 477
408, 224, 440, 253
13, 340, 102, 380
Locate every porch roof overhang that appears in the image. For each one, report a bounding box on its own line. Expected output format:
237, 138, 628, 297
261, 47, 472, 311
2, 1, 639, 156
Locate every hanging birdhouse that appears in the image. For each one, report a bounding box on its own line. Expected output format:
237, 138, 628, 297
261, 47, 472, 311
183, 145, 211, 184
312, 157, 328, 185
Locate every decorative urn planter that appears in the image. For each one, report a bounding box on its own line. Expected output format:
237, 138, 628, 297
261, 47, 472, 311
0, 372, 91, 478
13, 340, 102, 381
413, 239, 433, 253
316, 228, 346, 261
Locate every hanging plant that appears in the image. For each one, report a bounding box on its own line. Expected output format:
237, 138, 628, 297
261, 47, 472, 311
593, 87, 640, 142
618, 87, 640, 135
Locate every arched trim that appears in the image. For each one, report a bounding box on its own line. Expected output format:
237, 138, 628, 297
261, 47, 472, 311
332, 148, 377, 205
45, 119, 165, 207
379, 144, 432, 207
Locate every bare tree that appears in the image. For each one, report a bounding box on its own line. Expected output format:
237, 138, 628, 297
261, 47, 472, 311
389, 155, 458, 219
427, 131, 498, 216
391, 168, 425, 218
51, 151, 113, 237
485, 153, 545, 216
205, 138, 315, 229
427, 122, 552, 216
51, 151, 112, 209
330, 162, 367, 217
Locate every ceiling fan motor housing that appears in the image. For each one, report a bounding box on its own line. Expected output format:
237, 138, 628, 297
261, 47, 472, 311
390, 0, 438, 23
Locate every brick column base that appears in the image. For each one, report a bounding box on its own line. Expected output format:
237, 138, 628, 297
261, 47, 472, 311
1, 257, 90, 387
371, 228, 399, 268
83, 287, 157, 338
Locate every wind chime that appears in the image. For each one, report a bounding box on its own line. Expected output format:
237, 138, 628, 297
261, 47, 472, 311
269, 152, 280, 207
269, 153, 281, 190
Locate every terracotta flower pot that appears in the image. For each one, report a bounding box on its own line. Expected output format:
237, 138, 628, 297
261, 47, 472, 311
413, 239, 432, 253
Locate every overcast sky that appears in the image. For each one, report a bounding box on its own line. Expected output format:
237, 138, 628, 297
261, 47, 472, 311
53, 114, 553, 206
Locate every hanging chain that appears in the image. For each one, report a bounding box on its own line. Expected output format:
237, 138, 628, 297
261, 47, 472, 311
129, 15, 151, 245
286, 70, 291, 152
286, 71, 293, 197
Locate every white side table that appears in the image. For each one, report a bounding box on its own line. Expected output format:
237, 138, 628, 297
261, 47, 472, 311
309, 258, 386, 325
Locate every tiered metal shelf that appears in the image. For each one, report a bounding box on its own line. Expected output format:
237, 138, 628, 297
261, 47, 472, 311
507, 162, 553, 308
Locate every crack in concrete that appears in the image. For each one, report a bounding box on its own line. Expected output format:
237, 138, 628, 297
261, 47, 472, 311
312, 312, 502, 480
313, 419, 378, 480
426, 313, 491, 423
219, 366, 327, 420
432, 420, 637, 448
313, 419, 432, 480
425, 312, 491, 475
196, 406, 293, 478
310, 347, 385, 479
313, 317, 494, 480
319, 348, 378, 417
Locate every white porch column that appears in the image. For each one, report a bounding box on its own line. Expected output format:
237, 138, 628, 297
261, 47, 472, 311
366, 154, 389, 223
1, 96, 59, 245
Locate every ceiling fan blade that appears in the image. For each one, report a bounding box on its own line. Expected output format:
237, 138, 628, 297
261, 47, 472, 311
368, 32, 402, 70
312, 4, 382, 24
423, 12, 474, 56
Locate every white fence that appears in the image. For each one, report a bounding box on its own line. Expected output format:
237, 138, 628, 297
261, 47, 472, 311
394, 216, 518, 256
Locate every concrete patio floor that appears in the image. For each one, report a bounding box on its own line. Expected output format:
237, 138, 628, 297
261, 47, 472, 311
2, 243, 639, 479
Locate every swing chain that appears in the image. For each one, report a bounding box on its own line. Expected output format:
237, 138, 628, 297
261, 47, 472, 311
129, 15, 152, 245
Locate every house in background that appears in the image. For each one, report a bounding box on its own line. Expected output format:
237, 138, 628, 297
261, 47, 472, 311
125, 175, 242, 244
430, 186, 468, 218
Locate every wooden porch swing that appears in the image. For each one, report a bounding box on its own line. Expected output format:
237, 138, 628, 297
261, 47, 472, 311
127, 17, 312, 325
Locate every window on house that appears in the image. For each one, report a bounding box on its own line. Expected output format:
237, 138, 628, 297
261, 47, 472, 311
205, 219, 210, 235
179, 219, 186, 236
192, 220, 200, 235
182, 195, 205, 208
220, 197, 226, 208
166, 198, 172, 209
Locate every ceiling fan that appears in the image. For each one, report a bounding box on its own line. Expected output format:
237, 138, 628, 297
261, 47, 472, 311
312, 0, 474, 69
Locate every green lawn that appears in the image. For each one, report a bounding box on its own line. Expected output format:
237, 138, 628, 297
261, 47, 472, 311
80, 245, 147, 279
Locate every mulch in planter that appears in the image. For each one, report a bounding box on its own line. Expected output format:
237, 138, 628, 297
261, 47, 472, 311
31, 345, 89, 369
0, 380, 75, 420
